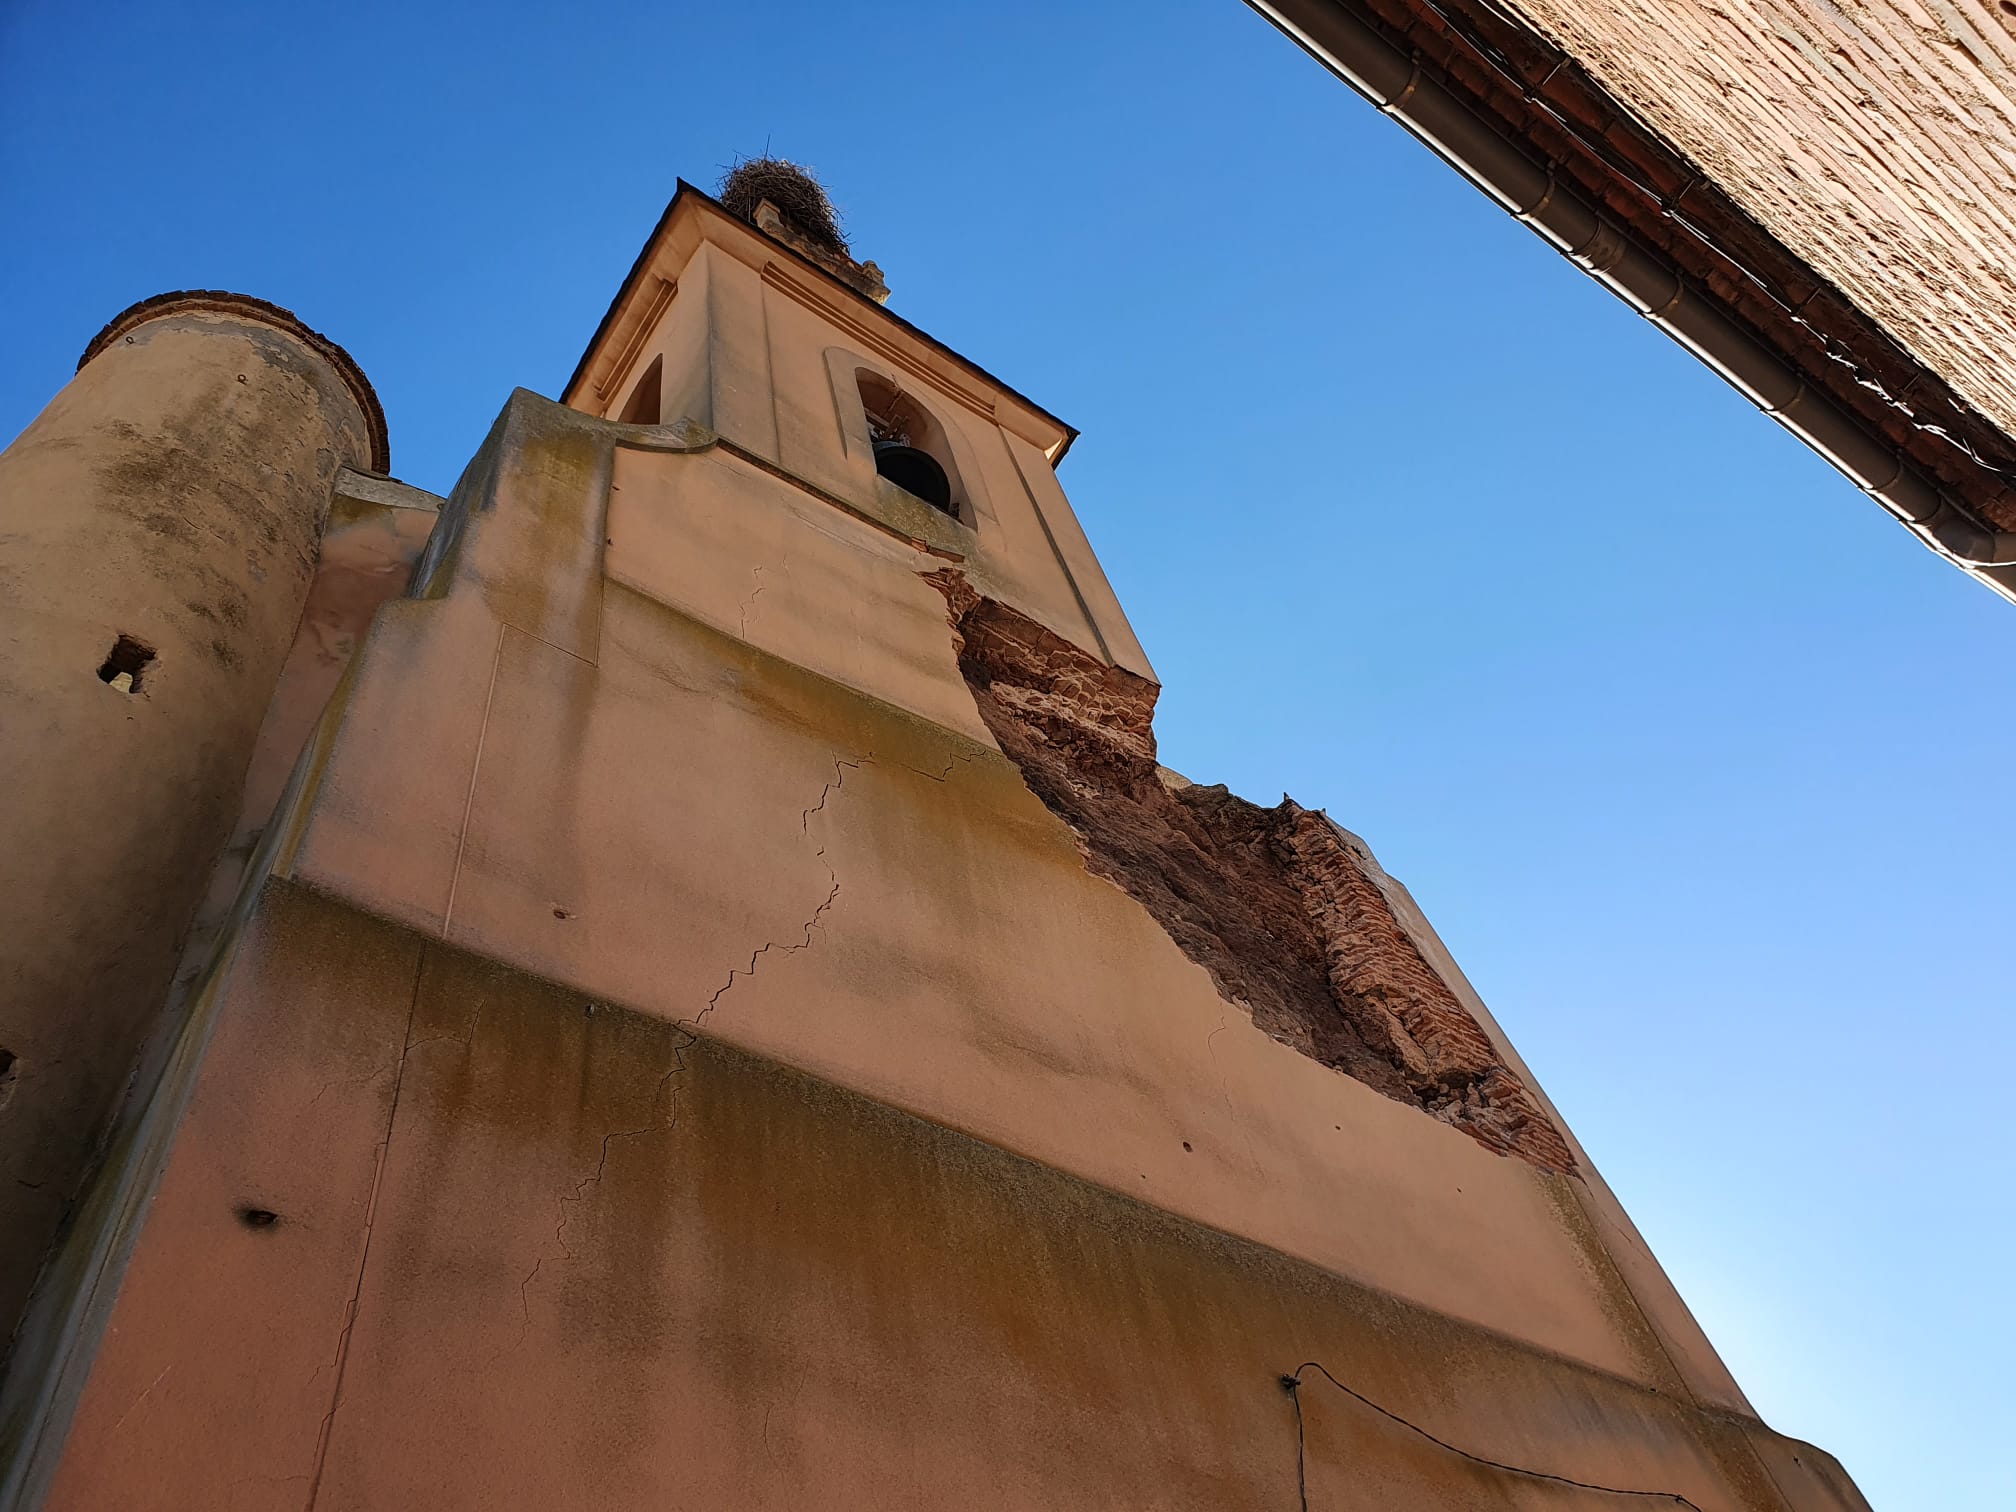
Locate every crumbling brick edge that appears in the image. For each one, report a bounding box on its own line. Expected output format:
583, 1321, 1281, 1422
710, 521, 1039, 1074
925, 568, 1574, 1173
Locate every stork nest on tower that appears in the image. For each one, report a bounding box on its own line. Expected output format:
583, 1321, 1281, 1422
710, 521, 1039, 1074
719, 158, 849, 257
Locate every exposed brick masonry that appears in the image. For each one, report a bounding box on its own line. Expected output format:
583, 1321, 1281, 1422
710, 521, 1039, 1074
927, 569, 1574, 1171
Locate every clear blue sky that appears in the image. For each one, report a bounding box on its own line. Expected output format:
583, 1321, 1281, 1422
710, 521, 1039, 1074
4, 3, 2009, 1506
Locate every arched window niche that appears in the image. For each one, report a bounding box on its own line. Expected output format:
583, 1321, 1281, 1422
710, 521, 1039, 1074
615, 355, 663, 426
855, 368, 966, 522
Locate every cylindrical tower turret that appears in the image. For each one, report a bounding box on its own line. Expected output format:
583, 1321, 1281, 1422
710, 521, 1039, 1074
0, 292, 386, 1340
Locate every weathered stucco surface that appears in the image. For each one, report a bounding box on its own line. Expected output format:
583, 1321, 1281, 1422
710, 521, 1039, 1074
0, 305, 372, 1343
174, 471, 440, 1016
42, 881, 1863, 1511
268, 389, 1680, 1387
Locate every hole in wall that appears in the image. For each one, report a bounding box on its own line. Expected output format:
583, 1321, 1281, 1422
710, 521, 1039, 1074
236, 1206, 279, 1229
0, 1048, 19, 1112
97, 634, 155, 694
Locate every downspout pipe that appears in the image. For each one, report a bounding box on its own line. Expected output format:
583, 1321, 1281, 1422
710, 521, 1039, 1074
1247, 0, 2016, 591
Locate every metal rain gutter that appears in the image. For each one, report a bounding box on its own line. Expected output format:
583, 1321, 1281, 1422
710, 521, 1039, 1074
1247, 0, 2016, 598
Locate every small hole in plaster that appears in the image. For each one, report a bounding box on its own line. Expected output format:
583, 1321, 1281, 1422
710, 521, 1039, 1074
1181, 1141, 1192, 1152
0, 1048, 19, 1111
97, 634, 155, 693
237, 1206, 279, 1229
552, 906, 573, 920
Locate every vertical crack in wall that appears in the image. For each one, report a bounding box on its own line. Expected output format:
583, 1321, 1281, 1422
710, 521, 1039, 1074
303, 946, 431, 1511
924, 569, 1574, 1172
516, 755, 857, 1336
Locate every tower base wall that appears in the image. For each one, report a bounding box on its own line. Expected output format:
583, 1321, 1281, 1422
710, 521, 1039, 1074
38, 881, 1864, 1512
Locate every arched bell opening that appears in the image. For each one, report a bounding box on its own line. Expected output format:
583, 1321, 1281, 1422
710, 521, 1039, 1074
873, 441, 951, 511
857, 370, 962, 519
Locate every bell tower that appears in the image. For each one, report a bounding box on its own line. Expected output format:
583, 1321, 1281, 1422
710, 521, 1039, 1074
2, 167, 1867, 1512
561, 163, 1152, 697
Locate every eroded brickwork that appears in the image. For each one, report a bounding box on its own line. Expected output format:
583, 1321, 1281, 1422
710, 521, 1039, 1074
928, 569, 1574, 1170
